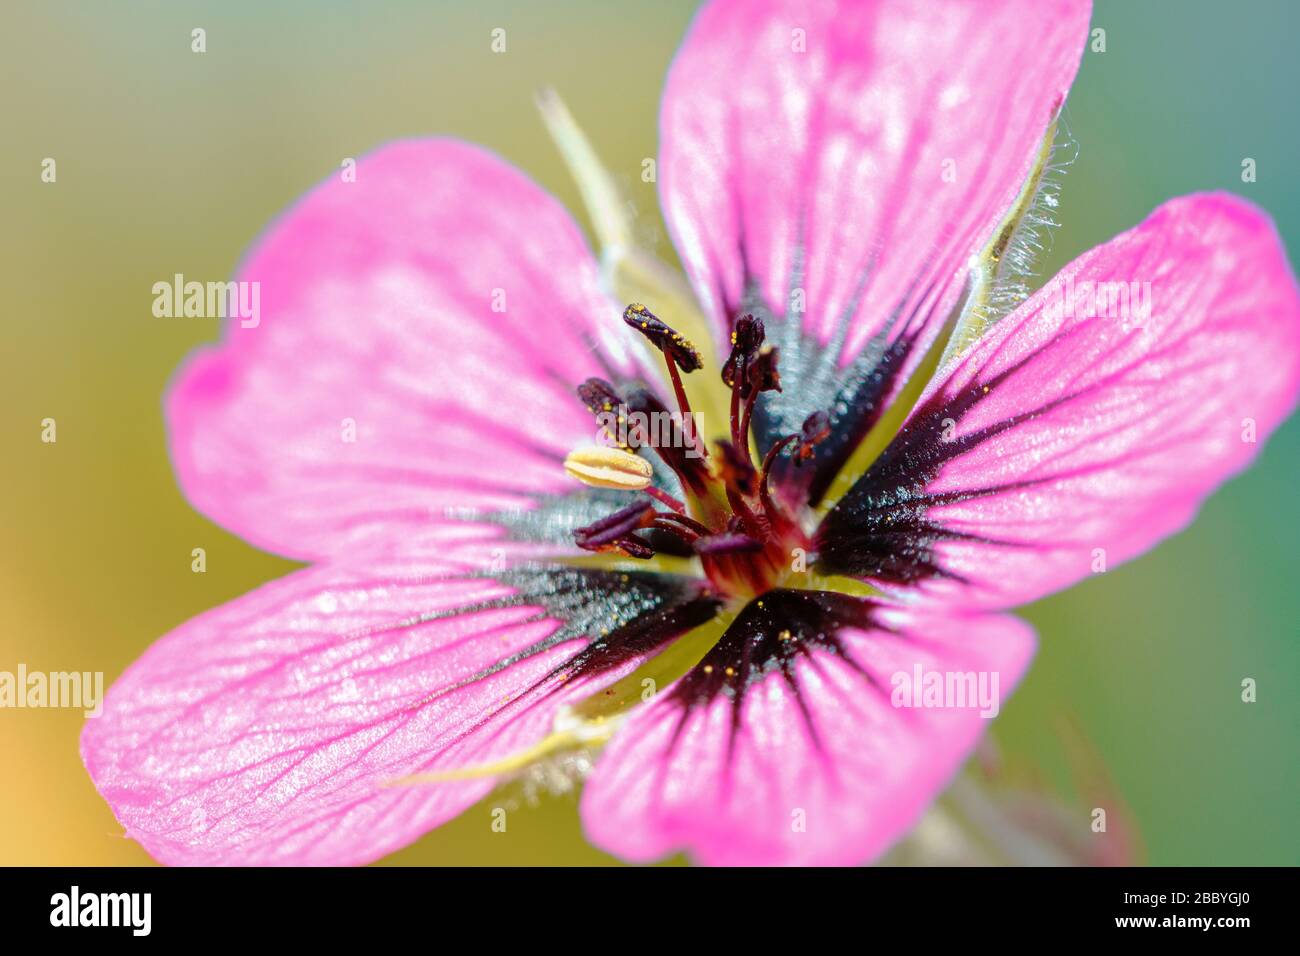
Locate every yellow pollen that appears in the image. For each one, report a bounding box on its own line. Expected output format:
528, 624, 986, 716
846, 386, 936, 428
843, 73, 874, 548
563, 446, 653, 490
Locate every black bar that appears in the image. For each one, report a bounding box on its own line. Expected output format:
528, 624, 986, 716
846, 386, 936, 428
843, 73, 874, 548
0, 866, 1285, 942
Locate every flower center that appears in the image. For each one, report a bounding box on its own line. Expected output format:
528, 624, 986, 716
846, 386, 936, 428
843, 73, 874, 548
565, 305, 829, 602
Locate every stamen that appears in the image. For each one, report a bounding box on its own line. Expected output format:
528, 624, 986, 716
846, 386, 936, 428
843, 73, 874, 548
573, 500, 654, 542
748, 344, 782, 394
622, 303, 702, 373
571, 378, 693, 515
653, 509, 713, 537
650, 516, 699, 542
729, 384, 744, 451
622, 303, 707, 461
760, 436, 797, 485
563, 307, 813, 599
573, 500, 656, 558
576, 377, 628, 447
693, 532, 763, 556
737, 345, 782, 462
610, 537, 656, 559
724, 314, 765, 451
564, 446, 653, 490
622, 385, 711, 493
758, 435, 797, 521
721, 314, 766, 396
722, 315, 780, 437
792, 410, 831, 466
644, 484, 688, 514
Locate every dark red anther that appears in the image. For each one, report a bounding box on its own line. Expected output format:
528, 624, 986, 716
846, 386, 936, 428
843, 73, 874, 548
577, 377, 628, 447
577, 377, 624, 417
611, 537, 656, 559
573, 500, 655, 552
622, 304, 702, 373
692, 532, 764, 556
722, 313, 766, 397
793, 409, 831, 465
748, 345, 782, 394
653, 509, 713, 538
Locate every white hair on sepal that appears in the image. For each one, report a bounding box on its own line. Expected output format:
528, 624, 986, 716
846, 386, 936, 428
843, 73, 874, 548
485, 746, 598, 813
983, 112, 1080, 323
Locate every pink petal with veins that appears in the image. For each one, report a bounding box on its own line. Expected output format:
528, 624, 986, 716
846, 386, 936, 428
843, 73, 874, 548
167, 140, 648, 562
581, 603, 1035, 866
659, 0, 1090, 366
817, 194, 1300, 609
82, 538, 710, 866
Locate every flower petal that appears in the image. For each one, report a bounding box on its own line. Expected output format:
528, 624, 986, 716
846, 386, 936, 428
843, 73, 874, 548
659, 0, 1090, 502
167, 139, 651, 561
81, 541, 717, 866
581, 591, 1035, 866
816, 194, 1300, 608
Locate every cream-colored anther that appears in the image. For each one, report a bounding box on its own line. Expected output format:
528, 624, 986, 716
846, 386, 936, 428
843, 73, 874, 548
563, 446, 653, 490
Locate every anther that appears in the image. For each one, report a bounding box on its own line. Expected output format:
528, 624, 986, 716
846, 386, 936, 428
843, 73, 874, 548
564, 446, 653, 490
721, 313, 766, 397
573, 500, 657, 558
622, 303, 702, 373
576, 377, 623, 416
692, 532, 764, 556
748, 345, 782, 395
576, 378, 628, 447
792, 409, 831, 465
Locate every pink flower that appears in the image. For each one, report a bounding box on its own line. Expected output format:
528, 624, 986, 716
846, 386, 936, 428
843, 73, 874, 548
83, 0, 1300, 867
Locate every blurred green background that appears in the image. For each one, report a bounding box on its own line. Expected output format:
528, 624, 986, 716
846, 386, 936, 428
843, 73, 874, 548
2, 0, 1296, 865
